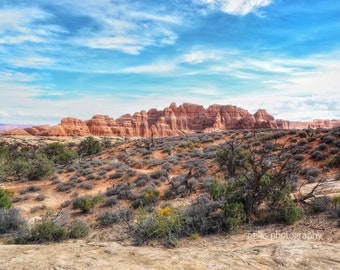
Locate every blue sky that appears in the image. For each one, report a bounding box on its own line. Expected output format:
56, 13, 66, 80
0, 0, 339, 125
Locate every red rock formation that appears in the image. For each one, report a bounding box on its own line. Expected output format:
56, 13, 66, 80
1, 103, 339, 137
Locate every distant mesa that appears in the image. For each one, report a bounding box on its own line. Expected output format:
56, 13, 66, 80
1, 103, 340, 137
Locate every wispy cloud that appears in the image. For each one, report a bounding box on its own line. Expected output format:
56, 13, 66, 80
195, 0, 272, 15
182, 50, 222, 64
59, 1, 181, 54
8, 55, 54, 69
121, 61, 177, 74
0, 7, 56, 45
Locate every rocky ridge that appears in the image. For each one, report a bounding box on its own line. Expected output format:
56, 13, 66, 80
2, 103, 340, 137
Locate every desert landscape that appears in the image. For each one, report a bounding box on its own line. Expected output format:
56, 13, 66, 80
1, 111, 339, 269
1, 0, 340, 269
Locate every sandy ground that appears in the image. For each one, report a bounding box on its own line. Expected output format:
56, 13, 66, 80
1, 234, 340, 270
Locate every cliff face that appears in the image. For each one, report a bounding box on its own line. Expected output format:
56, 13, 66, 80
2, 103, 340, 137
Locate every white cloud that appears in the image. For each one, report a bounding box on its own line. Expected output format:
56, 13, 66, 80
8, 56, 54, 68
182, 50, 221, 64
197, 0, 272, 15
84, 37, 143, 55
0, 70, 36, 82
58, 1, 181, 54
121, 62, 177, 74
0, 7, 55, 45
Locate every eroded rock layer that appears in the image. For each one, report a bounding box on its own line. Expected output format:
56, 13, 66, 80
2, 103, 340, 137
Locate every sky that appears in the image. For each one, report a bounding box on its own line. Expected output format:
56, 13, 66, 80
0, 0, 339, 125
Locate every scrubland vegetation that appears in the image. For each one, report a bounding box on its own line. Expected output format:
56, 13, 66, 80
0, 127, 339, 246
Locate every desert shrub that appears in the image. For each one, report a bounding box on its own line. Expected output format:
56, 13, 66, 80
135, 174, 150, 187
86, 173, 96, 180
293, 154, 304, 161
327, 155, 340, 168
133, 206, 185, 247
30, 205, 47, 213
91, 158, 103, 167
148, 158, 164, 168
26, 154, 54, 180
201, 177, 214, 189
150, 169, 167, 180
311, 196, 330, 213
300, 167, 322, 181
68, 219, 89, 239
103, 196, 118, 207
99, 208, 133, 226
51, 176, 61, 184
142, 187, 160, 205
96, 174, 104, 180
311, 150, 326, 161
0, 208, 26, 233
56, 182, 75, 192
329, 147, 339, 155
290, 145, 307, 155
210, 177, 228, 201
0, 188, 13, 209
264, 141, 275, 151
297, 139, 308, 146
83, 168, 95, 176
44, 142, 76, 165
330, 195, 340, 208
281, 201, 304, 225
105, 182, 136, 200
80, 183, 94, 190
61, 200, 72, 208
216, 141, 249, 177
200, 135, 214, 143
27, 220, 68, 243
98, 168, 108, 176
298, 131, 307, 138
127, 169, 137, 177
184, 194, 225, 235
224, 202, 247, 230
56, 169, 64, 174
77, 136, 102, 157
317, 143, 328, 151
165, 156, 179, 165
109, 171, 124, 179
66, 165, 77, 172
19, 185, 41, 194
72, 194, 104, 213
36, 194, 47, 201
321, 135, 335, 145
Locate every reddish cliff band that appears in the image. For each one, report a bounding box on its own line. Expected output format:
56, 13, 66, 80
2, 103, 339, 137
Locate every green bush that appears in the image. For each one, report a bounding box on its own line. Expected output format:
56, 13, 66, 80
73, 194, 104, 213
224, 202, 246, 230
210, 175, 228, 201
15, 218, 89, 243
78, 137, 102, 157
281, 201, 304, 225
26, 154, 55, 180
44, 142, 77, 165
68, 219, 89, 238
28, 220, 68, 243
0, 188, 13, 209
133, 206, 185, 247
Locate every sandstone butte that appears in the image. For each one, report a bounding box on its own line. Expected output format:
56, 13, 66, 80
2, 103, 340, 137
